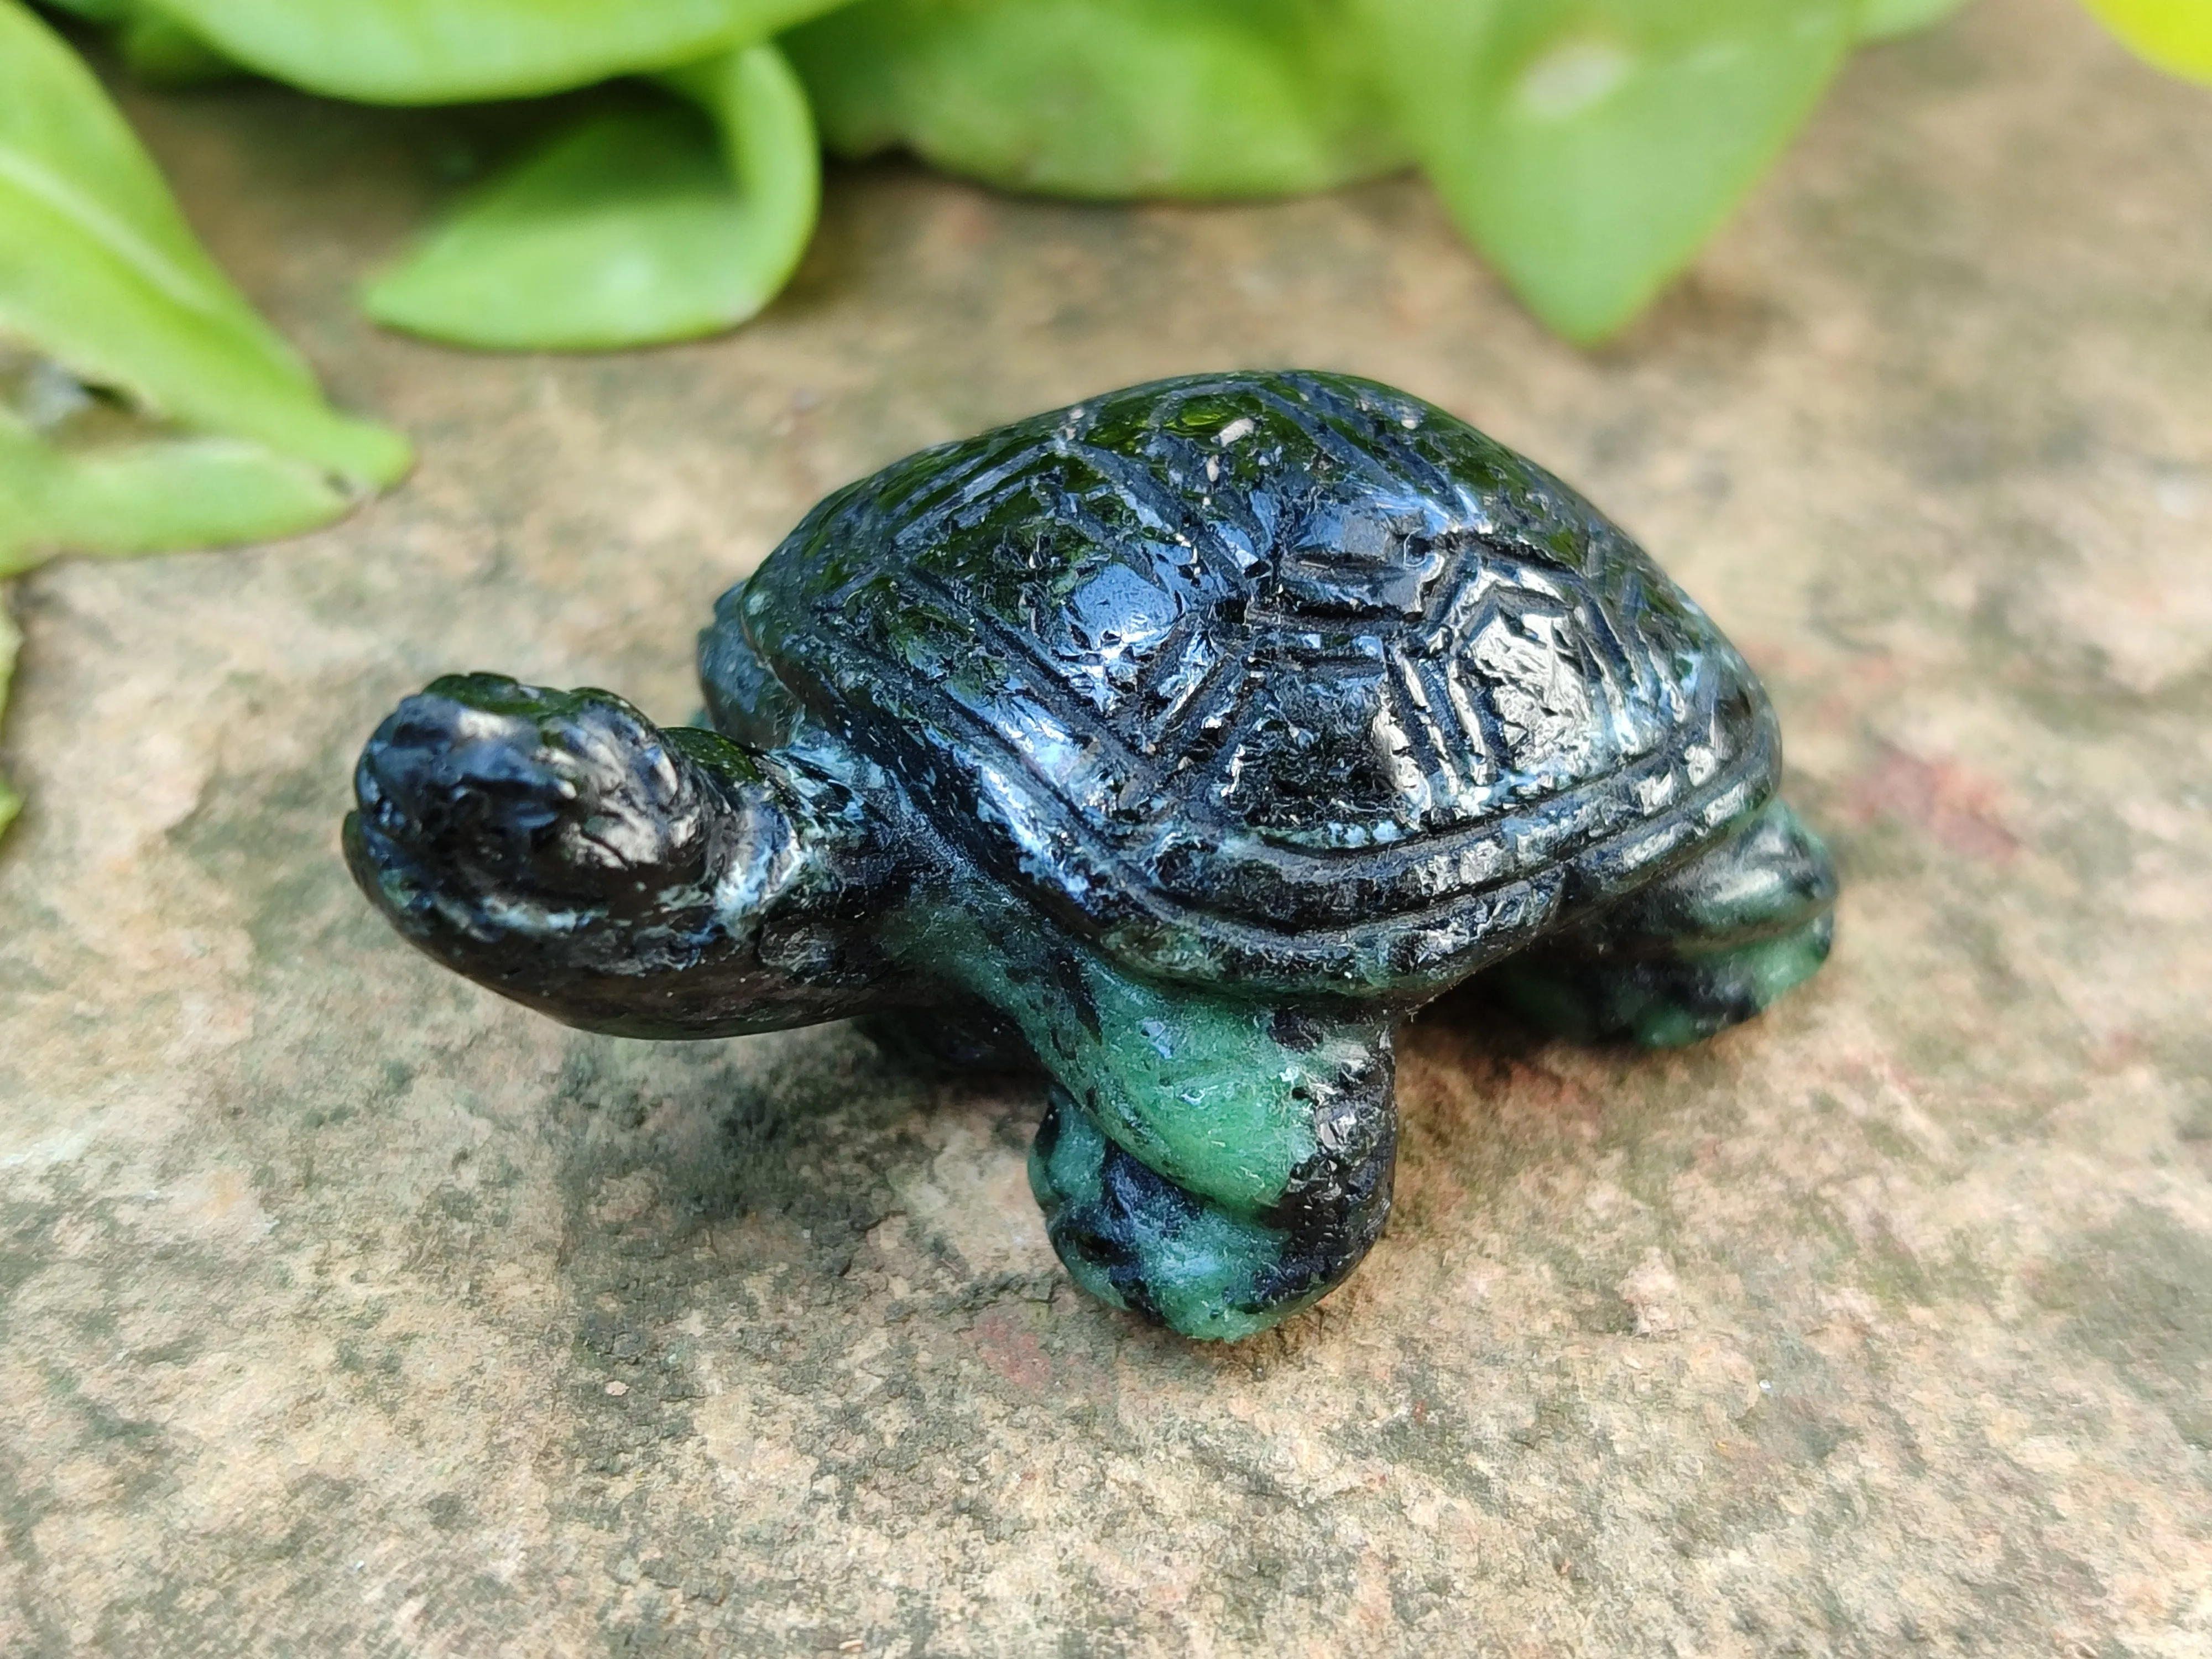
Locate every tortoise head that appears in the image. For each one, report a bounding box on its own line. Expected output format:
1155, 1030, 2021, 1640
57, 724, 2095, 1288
349, 675, 730, 923
343, 673, 907, 1037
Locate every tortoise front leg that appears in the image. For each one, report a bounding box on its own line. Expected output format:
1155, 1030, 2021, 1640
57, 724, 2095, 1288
905, 907, 1396, 1339
346, 675, 909, 1038
1027, 1047, 1396, 1342
1493, 797, 1838, 1048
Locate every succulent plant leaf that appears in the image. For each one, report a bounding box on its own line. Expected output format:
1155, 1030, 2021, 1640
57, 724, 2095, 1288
148, 0, 844, 103
0, 1, 409, 487
1367, 0, 1856, 343
363, 44, 818, 350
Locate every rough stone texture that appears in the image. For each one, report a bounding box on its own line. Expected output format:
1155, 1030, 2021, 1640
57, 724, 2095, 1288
4, 1, 2210, 1651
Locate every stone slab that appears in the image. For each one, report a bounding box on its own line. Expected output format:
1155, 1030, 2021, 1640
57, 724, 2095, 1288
2, 1, 2209, 1651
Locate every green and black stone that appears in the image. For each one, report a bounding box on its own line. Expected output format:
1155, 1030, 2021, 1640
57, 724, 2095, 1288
345, 371, 1837, 1340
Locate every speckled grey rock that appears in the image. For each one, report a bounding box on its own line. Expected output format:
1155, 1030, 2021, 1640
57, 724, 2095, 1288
3, 0, 2210, 1651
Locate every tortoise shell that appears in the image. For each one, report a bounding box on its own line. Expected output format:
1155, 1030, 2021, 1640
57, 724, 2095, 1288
703, 371, 1777, 995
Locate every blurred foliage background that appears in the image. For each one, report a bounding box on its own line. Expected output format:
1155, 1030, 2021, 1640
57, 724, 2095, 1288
0, 0, 2206, 833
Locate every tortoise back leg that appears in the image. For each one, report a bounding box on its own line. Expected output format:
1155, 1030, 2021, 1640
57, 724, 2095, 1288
1492, 798, 1838, 1048
346, 675, 911, 1038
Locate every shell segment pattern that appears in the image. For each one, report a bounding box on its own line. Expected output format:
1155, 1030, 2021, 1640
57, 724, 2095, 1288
714, 373, 1778, 995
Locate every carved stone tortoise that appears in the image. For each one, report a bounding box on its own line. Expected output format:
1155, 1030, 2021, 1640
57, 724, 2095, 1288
346, 371, 1836, 1339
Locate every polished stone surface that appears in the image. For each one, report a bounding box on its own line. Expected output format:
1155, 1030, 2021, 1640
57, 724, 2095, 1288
4, 0, 2209, 1650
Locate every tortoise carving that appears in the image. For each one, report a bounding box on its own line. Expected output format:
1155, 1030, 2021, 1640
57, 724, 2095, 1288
346, 371, 1836, 1339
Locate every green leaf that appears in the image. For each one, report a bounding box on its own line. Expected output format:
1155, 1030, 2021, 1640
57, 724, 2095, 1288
786, 0, 1405, 199
1369, 0, 1856, 343
118, 10, 241, 88
1857, 0, 1969, 41
2079, 0, 2212, 82
146, 0, 845, 103
1, 411, 356, 574
0, 1, 409, 486
33, 0, 131, 23
363, 44, 818, 350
